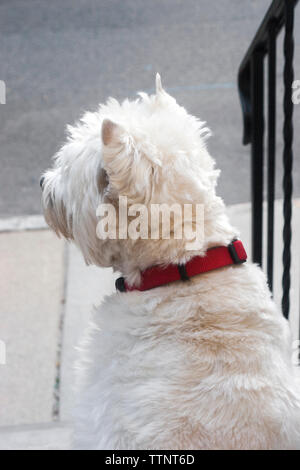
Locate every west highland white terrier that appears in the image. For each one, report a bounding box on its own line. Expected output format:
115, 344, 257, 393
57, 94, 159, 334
41, 75, 300, 450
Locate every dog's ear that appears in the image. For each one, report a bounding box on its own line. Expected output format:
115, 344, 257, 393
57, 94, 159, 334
101, 118, 156, 203
101, 118, 132, 172
101, 118, 136, 196
155, 73, 164, 94
101, 118, 126, 148
155, 73, 176, 106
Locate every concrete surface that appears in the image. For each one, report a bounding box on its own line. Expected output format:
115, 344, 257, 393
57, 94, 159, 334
60, 243, 117, 421
0, 229, 65, 426
0, 215, 47, 232
0, 423, 72, 450
1, 0, 299, 218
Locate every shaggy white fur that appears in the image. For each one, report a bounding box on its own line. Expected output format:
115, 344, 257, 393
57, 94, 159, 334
42, 75, 300, 450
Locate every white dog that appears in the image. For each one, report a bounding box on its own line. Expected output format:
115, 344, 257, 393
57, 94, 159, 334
41, 75, 300, 450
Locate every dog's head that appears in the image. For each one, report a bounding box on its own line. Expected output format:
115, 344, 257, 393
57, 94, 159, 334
41, 75, 228, 279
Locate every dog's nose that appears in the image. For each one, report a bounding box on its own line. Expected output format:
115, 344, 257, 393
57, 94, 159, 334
40, 176, 45, 189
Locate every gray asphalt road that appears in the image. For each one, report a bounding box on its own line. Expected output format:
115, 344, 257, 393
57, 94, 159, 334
0, 0, 299, 217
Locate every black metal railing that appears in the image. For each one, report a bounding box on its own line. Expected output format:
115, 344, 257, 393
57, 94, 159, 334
238, 0, 298, 319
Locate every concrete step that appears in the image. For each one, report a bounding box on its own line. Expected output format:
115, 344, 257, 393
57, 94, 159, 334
0, 423, 72, 450
0, 228, 65, 426
59, 243, 118, 421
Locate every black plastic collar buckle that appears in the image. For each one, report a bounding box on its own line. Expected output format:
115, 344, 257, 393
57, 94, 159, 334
177, 264, 190, 281
115, 276, 127, 292
228, 240, 246, 265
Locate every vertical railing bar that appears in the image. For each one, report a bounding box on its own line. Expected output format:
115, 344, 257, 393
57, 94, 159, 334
251, 49, 265, 266
282, 0, 295, 319
267, 20, 277, 292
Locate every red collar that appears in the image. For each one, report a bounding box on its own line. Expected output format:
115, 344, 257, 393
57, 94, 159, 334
116, 239, 247, 293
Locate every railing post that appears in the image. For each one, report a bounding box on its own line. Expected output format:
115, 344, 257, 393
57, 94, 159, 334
251, 49, 264, 266
238, 0, 298, 322
267, 20, 277, 292
282, 0, 295, 319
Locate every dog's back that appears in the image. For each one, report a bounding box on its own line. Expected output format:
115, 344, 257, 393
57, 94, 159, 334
74, 262, 300, 450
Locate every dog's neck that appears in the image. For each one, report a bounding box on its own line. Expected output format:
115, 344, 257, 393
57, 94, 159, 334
115, 196, 238, 286
116, 240, 247, 292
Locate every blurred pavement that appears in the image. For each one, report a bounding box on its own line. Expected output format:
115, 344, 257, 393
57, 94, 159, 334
0, 0, 299, 217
